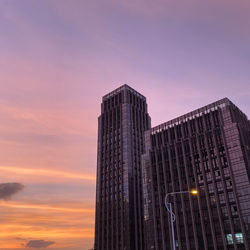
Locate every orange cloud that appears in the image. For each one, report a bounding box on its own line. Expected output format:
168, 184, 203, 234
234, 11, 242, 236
0, 200, 95, 214
0, 200, 95, 248
0, 166, 95, 181
0, 226, 94, 239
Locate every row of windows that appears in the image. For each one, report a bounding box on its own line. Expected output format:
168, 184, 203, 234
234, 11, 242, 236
127, 91, 146, 111
151, 111, 221, 146
226, 233, 244, 245
152, 137, 224, 166
103, 92, 123, 111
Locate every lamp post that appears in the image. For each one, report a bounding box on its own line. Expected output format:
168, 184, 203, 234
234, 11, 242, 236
164, 189, 198, 250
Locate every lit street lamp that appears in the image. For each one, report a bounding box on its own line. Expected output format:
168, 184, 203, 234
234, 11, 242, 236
164, 189, 198, 250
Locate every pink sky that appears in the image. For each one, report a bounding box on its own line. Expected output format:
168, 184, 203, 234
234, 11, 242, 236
0, 0, 250, 249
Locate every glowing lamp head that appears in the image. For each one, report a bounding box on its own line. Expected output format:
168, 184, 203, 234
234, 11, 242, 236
190, 189, 198, 195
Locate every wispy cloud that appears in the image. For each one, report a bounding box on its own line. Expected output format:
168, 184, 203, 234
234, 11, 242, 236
0, 166, 95, 181
0, 100, 96, 137
0, 223, 94, 239
0, 200, 94, 213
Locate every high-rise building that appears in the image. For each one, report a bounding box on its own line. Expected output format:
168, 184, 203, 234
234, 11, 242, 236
94, 85, 151, 250
142, 98, 250, 250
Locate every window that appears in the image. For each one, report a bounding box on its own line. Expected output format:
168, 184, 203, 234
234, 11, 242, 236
215, 170, 221, 177
221, 206, 228, 217
226, 180, 232, 189
228, 192, 234, 202
207, 172, 212, 181
219, 194, 225, 204
226, 234, 233, 245
223, 167, 230, 177
217, 182, 223, 191
208, 183, 214, 193
231, 205, 237, 215
210, 195, 216, 205
226, 233, 244, 245
235, 233, 244, 244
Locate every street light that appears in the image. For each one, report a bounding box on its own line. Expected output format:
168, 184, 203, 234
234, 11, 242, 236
164, 189, 198, 250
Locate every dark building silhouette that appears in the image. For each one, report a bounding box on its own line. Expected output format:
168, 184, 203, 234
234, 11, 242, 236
94, 85, 151, 250
94, 86, 250, 250
142, 98, 250, 250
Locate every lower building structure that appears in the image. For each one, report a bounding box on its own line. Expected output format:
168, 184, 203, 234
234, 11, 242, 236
142, 98, 250, 250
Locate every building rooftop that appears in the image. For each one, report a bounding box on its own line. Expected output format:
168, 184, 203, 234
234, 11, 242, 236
151, 97, 248, 134
102, 84, 146, 101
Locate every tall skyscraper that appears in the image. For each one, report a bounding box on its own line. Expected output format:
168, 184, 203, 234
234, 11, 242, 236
94, 85, 151, 250
143, 98, 250, 250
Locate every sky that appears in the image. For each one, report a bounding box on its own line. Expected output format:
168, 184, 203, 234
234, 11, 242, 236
0, 0, 250, 249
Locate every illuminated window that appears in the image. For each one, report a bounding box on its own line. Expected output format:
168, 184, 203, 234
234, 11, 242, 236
175, 240, 178, 247
235, 233, 244, 244
226, 233, 244, 245
226, 234, 233, 245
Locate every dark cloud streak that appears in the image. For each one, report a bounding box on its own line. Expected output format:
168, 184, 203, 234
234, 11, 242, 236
0, 182, 24, 199
26, 240, 55, 248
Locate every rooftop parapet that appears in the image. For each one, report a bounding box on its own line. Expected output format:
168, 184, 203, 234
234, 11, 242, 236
102, 84, 146, 101
151, 98, 247, 134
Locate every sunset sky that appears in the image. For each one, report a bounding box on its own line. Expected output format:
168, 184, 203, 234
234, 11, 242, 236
0, 0, 250, 249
